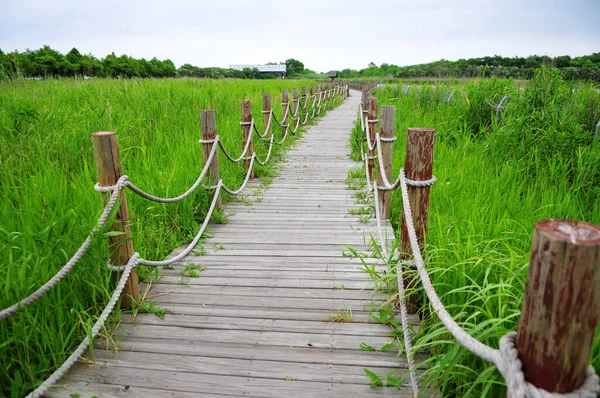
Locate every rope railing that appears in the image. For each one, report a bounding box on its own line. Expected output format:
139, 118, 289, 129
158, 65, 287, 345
4, 83, 349, 397
354, 87, 600, 398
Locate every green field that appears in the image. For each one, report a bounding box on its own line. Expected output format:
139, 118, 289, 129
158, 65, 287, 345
350, 67, 600, 396
0, 78, 331, 396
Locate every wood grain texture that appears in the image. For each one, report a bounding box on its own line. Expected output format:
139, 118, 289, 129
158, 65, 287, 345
262, 93, 272, 137
367, 97, 378, 179
516, 219, 600, 393
91, 131, 139, 308
377, 106, 395, 220
241, 100, 254, 179
399, 127, 435, 314
51, 90, 426, 397
200, 109, 222, 210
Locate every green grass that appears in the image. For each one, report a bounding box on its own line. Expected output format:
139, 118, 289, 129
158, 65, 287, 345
0, 77, 342, 396
351, 67, 600, 396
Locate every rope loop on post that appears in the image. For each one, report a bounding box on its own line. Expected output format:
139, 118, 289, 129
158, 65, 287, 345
94, 175, 129, 193
498, 332, 600, 398
405, 175, 437, 188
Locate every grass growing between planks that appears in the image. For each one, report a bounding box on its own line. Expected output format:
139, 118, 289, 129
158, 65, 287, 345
0, 77, 340, 396
350, 66, 600, 397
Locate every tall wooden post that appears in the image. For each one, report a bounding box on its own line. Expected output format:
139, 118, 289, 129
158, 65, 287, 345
302, 86, 308, 121
377, 106, 395, 219
367, 97, 378, 179
292, 88, 299, 122
241, 100, 254, 179
361, 87, 370, 126
200, 110, 223, 210
399, 128, 435, 314
516, 220, 600, 393
281, 89, 289, 133
92, 132, 140, 309
262, 93, 272, 137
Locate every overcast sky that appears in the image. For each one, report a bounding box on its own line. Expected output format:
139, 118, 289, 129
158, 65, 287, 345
1, 0, 598, 72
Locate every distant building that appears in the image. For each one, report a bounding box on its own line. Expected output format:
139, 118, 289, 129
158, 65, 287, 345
230, 64, 287, 78
328, 70, 339, 82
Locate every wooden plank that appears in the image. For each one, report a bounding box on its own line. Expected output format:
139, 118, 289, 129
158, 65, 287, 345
97, 338, 426, 368
145, 285, 387, 300
85, 350, 409, 386
120, 313, 416, 336
60, 365, 413, 397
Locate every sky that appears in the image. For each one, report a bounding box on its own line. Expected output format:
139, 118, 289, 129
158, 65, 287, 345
0, 0, 598, 72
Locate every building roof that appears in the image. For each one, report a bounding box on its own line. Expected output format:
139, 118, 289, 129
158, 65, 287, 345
328, 70, 339, 77
230, 64, 287, 72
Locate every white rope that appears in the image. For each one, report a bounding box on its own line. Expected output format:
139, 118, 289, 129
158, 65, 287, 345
256, 135, 275, 166
498, 333, 600, 398
27, 252, 140, 398
219, 156, 257, 195
0, 176, 128, 321
218, 120, 255, 163
137, 182, 223, 267
127, 139, 219, 203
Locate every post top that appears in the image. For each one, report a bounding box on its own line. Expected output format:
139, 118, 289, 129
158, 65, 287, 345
408, 128, 435, 133
536, 219, 600, 245
92, 131, 116, 137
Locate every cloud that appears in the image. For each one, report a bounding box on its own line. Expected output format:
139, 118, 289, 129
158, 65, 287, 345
1, 0, 598, 71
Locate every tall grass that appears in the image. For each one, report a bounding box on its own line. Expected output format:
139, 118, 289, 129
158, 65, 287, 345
0, 78, 326, 397
351, 67, 600, 396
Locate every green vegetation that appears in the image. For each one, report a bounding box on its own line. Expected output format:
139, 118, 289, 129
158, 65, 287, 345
0, 77, 331, 396
351, 66, 600, 396
340, 53, 600, 81
0, 46, 328, 80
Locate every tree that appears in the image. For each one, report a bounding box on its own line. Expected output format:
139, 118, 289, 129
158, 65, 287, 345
285, 58, 304, 76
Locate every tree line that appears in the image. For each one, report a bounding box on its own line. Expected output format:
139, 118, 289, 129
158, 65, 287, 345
339, 54, 600, 81
0, 45, 323, 80
2, 46, 598, 81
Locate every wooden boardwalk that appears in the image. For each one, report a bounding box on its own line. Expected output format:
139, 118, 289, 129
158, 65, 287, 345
48, 93, 423, 397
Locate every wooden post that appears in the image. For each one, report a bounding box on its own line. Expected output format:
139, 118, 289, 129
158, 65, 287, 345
292, 87, 299, 120
399, 128, 435, 314
92, 132, 140, 309
367, 97, 378, 179
302, 86, 308, 121
262, 93, 272, 137
361, 87, 370, 126
516, 220, 600, 393
281, 89, 289, 132
241, 100, 254, 179
377, 106, 395, 219
200, 110, 223, 209
316, 85, 321, 105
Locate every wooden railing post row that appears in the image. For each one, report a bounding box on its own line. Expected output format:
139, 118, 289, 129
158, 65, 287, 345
91, 131, 140, 309
241, 100, 254, 179
516, 220, 600, 394
366, 97, 378, 179
281, 89, 289, 132
262, 93, 272, 137
399, 128, 435, 314
377, 106, 395, 219
200, 110, 223, 210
